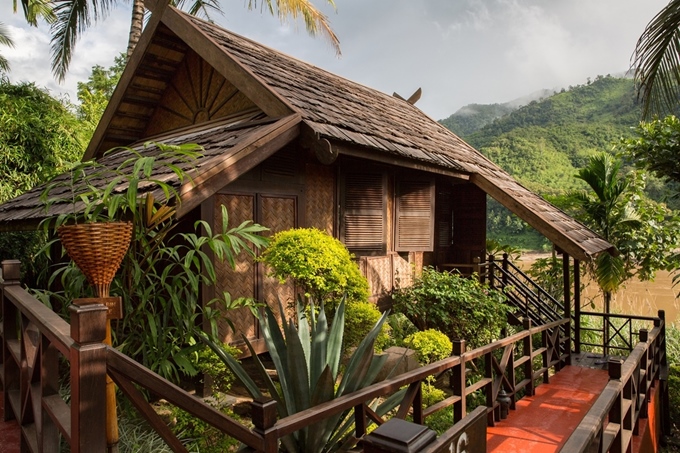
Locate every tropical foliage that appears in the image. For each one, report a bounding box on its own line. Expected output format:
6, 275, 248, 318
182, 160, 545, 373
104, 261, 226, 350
77, 54, 126, 137
392, 267, 510, 348
632, 0, 680, 118
36, 145, 269, 383
203, 297, 396, 453
0, 79, 84, 284
567, 153, 680, 297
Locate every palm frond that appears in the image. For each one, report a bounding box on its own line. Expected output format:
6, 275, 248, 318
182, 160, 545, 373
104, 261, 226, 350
49, 0, 114, 81
633, 0, 680, 118
0, 23, 14, 48
16, 0, 56, 26
257, 0, 341, 56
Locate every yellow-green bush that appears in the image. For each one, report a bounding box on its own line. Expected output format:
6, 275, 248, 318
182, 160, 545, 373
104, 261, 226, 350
404, 329, 452, 365
258, 228, 369, 306
345, 301, 391, 352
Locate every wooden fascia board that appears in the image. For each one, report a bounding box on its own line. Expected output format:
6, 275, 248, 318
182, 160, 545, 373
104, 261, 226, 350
299, 127, 470, 180
83, 3, 169, 161
0, 216, 41, 233
161, 7, 295, 119
176, 114, 302, 218
471, 173, 598, 261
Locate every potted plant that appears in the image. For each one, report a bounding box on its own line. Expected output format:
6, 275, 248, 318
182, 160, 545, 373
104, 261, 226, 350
40, 142, 202, 297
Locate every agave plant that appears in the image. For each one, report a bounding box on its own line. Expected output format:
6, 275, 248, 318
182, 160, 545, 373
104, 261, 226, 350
203, 297, 396, 452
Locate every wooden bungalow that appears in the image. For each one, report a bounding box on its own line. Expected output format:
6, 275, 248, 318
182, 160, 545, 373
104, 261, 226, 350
0, 1, 613, 352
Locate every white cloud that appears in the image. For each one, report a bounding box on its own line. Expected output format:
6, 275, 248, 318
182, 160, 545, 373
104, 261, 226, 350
0, 0, 671, 118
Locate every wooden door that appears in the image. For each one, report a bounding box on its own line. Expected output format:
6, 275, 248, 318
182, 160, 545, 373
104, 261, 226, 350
212, 192, 297, 352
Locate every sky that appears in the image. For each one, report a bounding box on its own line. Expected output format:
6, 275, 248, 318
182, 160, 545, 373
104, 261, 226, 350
0, 0, 670, 120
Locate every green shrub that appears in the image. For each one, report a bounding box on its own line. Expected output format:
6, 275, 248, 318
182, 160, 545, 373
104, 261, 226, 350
392, 267, 510, 348
421, 384, 446, 407
345, 301, 391, 353
258, 228, 369, 305
387, 313, 419, 347
404, 329, 452, 365
192, 343, 241, 394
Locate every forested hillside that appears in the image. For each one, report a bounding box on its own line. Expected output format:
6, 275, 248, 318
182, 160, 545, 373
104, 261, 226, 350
440, 75, 645, 249
444, 75, 639, 195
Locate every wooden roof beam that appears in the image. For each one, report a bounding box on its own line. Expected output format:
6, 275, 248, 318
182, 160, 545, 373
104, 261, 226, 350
471, 173, 614, 261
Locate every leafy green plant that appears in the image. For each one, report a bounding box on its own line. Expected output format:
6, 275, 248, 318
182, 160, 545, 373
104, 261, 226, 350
258, 228, 369, 306
191, 343, 242, 395
386, 313, 418, 347
404, 329, 452, 365
344, 301, 391, 353
35, 144, 269, 383
203, 297, 399, 453
392, 267, 510, 348
40, 142, 200, 227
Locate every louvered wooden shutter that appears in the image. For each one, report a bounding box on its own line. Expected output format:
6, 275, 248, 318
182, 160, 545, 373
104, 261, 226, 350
395, 178, 435, 251
341, 172, 386, 252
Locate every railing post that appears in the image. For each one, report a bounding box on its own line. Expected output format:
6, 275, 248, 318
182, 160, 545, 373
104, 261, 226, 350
1, 260, 21, 422
608, 358, 624, 453
574, 259, 581, 354
252, 397, 278, 453
488, 255, 495, 290
472, 256, 481, 282
562, 253, 572, 365
523, 319, 534, 396
451, 339, 466, 422
70, 302, 108, 453
502, 253, 509, 288
657, 310, 671, 437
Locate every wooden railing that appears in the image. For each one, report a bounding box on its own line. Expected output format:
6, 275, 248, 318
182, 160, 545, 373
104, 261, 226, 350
562, 316, 668, 452
1, 260, 108, 452
578, 310, 660, 357
1, 259, 572, 453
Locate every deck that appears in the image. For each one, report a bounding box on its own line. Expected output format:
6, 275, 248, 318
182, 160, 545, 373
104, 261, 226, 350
0, 359, 658, 452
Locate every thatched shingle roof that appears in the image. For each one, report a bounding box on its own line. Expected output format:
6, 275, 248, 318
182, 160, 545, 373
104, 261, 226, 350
0, 3, 613, 260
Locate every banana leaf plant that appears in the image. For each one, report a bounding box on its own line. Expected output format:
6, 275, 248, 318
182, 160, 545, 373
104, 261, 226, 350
203, 296, 402, 452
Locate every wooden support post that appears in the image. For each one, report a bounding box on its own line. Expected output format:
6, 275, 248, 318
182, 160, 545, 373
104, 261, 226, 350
252, 397, 278, 453
452, 339, 466, 423
562, 252, 571, 366
1, 260, 21, 422
523, 319, 534, 396
574, 259, 581, 354
608, 358, 624, 453
488, 255, 495, 289
70, 302, 108, 453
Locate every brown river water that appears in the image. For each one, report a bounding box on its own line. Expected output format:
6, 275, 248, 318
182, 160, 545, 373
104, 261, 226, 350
519, 254, 679, 325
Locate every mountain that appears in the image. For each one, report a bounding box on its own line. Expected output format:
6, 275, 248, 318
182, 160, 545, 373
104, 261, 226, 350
439, 75, 646, 249
439, 89, 554, 136
442, 75, 640, 196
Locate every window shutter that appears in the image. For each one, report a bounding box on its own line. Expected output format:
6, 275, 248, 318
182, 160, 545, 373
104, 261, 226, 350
341, 172, 386, 252
395, 178, 435, 251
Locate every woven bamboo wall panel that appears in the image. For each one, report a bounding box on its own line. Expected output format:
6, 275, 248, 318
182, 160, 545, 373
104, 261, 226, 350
305, 164, 334, 233
363, 256, 392, 301
214, 194, 257, 344
260, 196, 296, 319
145, 50, 257, 136
393, 253, 414, 289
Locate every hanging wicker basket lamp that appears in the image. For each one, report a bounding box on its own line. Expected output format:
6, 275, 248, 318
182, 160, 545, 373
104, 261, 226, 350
57, 221, 133, 298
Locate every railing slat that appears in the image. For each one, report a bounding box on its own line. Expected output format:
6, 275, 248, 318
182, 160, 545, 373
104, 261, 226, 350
42, 394, 71, 442
106, 347, 263, 449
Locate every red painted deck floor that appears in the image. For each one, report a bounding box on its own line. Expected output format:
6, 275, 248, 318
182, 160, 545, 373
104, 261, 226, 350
487, 365, 609, 452
0, 392, 20, 453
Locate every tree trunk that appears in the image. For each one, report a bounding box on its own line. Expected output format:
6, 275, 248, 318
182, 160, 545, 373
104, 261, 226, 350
127, 0, 145, 59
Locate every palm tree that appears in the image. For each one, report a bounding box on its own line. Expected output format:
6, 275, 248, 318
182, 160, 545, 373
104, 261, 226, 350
0, 22, 14, 73
19, 0, 340, 82
571, 154, 641, 315
632, 0, 680, 118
